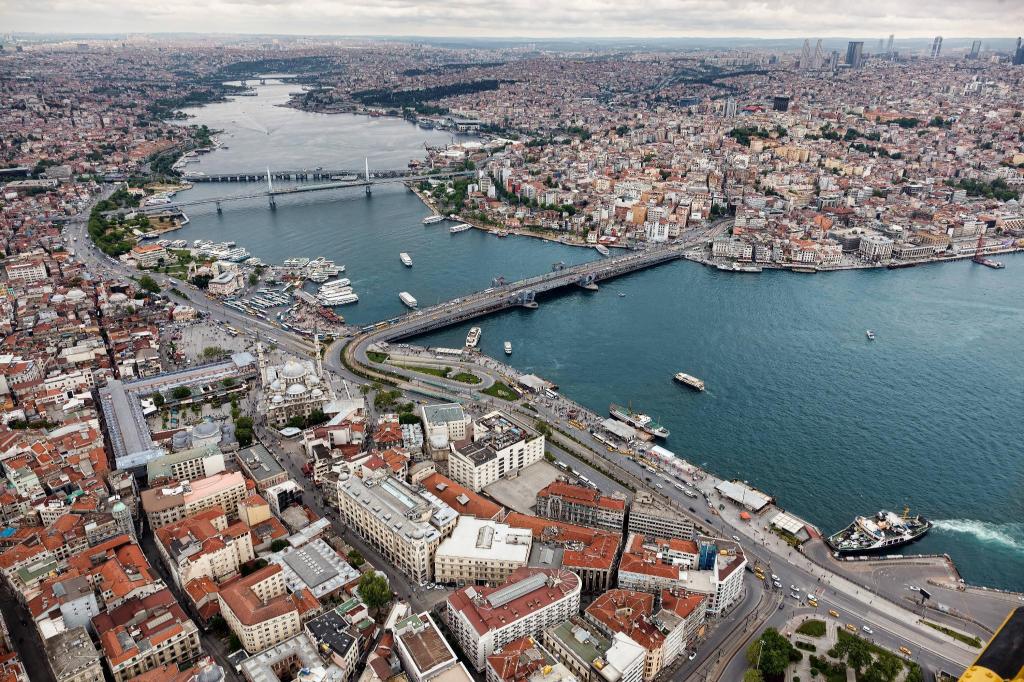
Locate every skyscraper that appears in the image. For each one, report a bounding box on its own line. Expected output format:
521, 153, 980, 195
846, 41, 864, 68
800, 39, 812, 70
724, 97, 737, 118
931, 36, 943, 58
886, 34, 895, 55
969, 41, 982, 59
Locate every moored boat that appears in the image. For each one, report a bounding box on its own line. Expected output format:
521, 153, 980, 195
503, 341, 512, 355
826, 508, 931, 556
450, 223, 472, 233
609, 403, 670, 439
465, 326, 481, 349
422, 215, 444, 225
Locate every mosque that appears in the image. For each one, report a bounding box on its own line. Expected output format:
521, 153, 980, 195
257, 337, 334, 427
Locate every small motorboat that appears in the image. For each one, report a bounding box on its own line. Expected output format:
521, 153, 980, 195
866, 330, 876, 340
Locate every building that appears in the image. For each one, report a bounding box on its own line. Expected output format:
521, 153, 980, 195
44, 626, 104, 682
616, 534, 744, 615
858, 234, 895, 261
626, 492, 695, 542
130, 243, 169, 268
257, 340, 333, 427
154, 506, 254, 589
543, 617, 645, 682
305, 607, 360, 680
534, 482, 625, 532
239, 631, 350, 682
335, 470, 457, 583
236, 444, 288, 491
218, 564, 304, 654
449, 412, 544, 492
270, 539, 361, 600
393, 612, 467, 682
446, 568, 581, 671
421, 403, 471, 453
207, 270, 244, 296
92, 588, 202, 682
845, 41, 864, 68
485, 636, 576, 682
141, 471, 248, 528
434, 517, 533, 586
145, 445, 225, 484
504, 513, 621, 594
4, 255, 47, 284
930, 35, 943, 58
772, 96, 790, 112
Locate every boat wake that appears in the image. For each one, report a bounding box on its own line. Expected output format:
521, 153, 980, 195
932, 519, 1024, 552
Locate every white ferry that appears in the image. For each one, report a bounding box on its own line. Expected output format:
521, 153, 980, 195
319, 278, 351, 293
399, 292, 418, 309
504, 341, 512, 355
465, 327, 482, 349
283, 257, 310, 269
595, 244, 610, 256
449, 223, 472, 233
422, 215, 444, 225
319, 292, 359, 306
400, 252, 413, 267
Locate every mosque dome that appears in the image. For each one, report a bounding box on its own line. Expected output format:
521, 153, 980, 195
286, 383, 307, 396
281, 361, 306, 380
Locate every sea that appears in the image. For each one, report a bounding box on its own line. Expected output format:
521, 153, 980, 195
172, 79, 1024, 591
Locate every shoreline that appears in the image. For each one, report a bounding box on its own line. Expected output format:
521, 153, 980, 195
686, 245, 1024, 273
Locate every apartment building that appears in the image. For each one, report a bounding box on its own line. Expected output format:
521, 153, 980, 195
393, 612, 468, 682
534, 481, 626, 532
542, 617, 645, 682
154, 506, 254, 589
335, 470, 456, 584
584, 590, 668, 681
421, 403, 471, 450
129, 243, 168, 268
218, 564, 302, 654
446, 567, 581, 671
448, 411, 544, 492
504, 513, 621, 594
44, 626, 104, 682
145, 445, 225, 484
485, 635, 577, 682
92, 588, 202, 682
434, 517, 532, 586
140, 471, 247, 528
4, 255, 48, 285
236, 443, 288, 492
626, 491, 695, 541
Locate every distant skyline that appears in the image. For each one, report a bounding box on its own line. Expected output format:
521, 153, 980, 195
3, 0, 1024, 41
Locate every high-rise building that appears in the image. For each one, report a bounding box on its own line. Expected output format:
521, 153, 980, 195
813, 39, 825, 68
800, 39, 812, 70
846, 41, 864, 68
886, 34, 895, 55
724, 97, 737, 118
931, 36, 943, 58
969, 40, 982, 59
773, 96, 791, 112
1014, 38, 1024, 66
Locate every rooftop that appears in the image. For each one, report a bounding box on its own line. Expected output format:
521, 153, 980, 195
236, 443, 285, 484
271, 538, 360, 599
436, 517, 533, 564
447, 567, 580, 636
394, 613, 457, 677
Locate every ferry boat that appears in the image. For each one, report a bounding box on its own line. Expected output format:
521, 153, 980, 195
826, 508, 932, 556
595, 244, 610, 256
400, 252, 413, 267
319, 278, 351, 292
399, 292, 418, 309
609, 403, 670, 439
283, 257, 310, 269
450, 223, 472, 233
504, 341, 512, 355
222, 247, 251, 262
866, 330, 876, 340
319, 292, 359, 306
673, 372, 705, 391
422, 215, 444, 225
465, 327, 482, 349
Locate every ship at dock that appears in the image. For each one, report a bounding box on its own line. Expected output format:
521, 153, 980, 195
826, 508, 931, 556
609, 403, 670, 439
450, 223, 472, 233
465, 326, 481, 349
422, 215, 444, 225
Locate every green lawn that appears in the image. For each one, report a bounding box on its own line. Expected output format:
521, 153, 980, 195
482, 381, 520, 401
394, 363, 451, 379
796, 619, 826, 637
922, 620, 982, 648
451, 371, 482, 384
367, 351, 389, 363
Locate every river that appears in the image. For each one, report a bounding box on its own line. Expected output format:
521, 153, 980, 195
174, 80, 1024, 591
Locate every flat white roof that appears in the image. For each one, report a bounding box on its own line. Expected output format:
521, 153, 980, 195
715, 480, 771, 511
770, 511, 806, 536
435, 516, 532, 563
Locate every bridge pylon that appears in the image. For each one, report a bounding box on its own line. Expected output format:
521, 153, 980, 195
266, 167, 277, 210
364, 158, 372, 196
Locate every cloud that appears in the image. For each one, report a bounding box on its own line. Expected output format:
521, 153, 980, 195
3, 0, 1023, 38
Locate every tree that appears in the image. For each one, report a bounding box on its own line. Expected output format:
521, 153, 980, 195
347, 550, 365, 568
151, 392, 165, 407
746, 629, 798, 678
248, 272, 259, 286
743, 670, 764, 682
270, 539, 289, 552
171, 386, 191, 401
228, 634, 242, 652
138, 275, 160, 293
202, 346, 226, 360
358, 572, 393, 614
535, 420, 553, 438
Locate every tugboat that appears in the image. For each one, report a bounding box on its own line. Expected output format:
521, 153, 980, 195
609, 403, 670, 439
826, 508, 932, 556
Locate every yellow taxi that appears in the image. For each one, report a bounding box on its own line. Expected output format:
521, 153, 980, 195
828, 609, 840, 618
899, 646, 912, 657
845, 624, 857, 633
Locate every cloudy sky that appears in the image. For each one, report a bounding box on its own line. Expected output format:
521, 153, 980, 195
3, 0, 1024, 39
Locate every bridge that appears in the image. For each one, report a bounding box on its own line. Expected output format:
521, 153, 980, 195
147, 163, 473, 214
354, 241, 694, 346
183, 167, 429, 183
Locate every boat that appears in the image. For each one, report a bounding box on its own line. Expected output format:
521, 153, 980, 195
673, 372, 705, 391
465, 326, 482, 349
422, 215, 444, 225
595, 244, 610, 256
319, 278, 351, 292
503, 341, 512, 355
400, 252, 413, 267
826, 508, 932, 556
866, 330, 876, 340
450, 223, 472, 233
318, 292, 359, 306
609, 403, 670, 439
618, 292, 626, 297
399, 291, 418, 309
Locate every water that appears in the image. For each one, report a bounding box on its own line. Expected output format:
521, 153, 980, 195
175, 80, 1024, 590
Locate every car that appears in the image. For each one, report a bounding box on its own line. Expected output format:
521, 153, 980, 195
688, 652, 697, 661
771, 574, 779, 582
778, 602, 784, 610
773, 580, 782, 588
862, 625, 874, 635
899, 646, 912, 657
689, 506, 696, 513
790, 592, 800, 600
845, 624, 857, 633
790, 584, 798, 591
828, 609, 840, 618
732, 535, 741, 542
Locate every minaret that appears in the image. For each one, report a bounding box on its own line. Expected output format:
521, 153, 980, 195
313, 327, 324, 380
255, 334, 267, 383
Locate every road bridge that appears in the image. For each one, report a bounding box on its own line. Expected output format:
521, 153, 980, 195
184, 167, 432, 182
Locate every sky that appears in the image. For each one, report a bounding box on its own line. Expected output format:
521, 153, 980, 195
3, 0, 1024, 39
